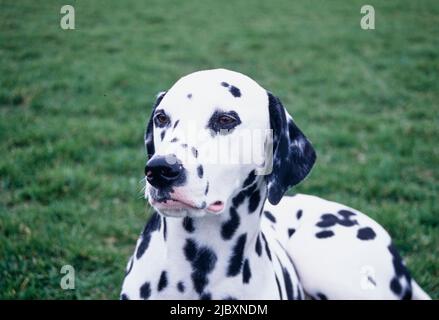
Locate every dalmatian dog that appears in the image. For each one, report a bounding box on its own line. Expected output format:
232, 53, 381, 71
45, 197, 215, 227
120, 69, 430, 300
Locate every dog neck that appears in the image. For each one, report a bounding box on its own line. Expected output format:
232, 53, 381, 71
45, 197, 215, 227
154, 176, 268, 273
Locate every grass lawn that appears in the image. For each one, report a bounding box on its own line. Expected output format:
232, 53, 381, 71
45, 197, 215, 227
0, 0, 438, 299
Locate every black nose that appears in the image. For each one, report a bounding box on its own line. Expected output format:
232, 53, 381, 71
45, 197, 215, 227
145, 155, 184, 189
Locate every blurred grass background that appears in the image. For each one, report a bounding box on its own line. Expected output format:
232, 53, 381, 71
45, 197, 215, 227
0, 0, 438, 299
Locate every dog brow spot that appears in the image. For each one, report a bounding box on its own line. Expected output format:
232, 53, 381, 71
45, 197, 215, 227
229, 85, 241, 97
220, 81, 241, 97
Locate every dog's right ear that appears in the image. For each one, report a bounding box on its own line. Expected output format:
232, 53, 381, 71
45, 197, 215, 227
145, 91, 166, 159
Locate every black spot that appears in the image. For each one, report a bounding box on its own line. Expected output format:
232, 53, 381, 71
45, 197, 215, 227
220, 81, 241, 97
157, 271, 168, 291
204, 181, 209, 195
139, 282, 151, 299
242, 170, 256, 188
136, 236, 151, 260
232, 183, 257, 208
181, 143, 188, 148
184, 239, 198, 262
316, 292, 328, 300
264, 211, 276, 223
137, 213, 161, 259
248, 189, 261, 214
261, 232, 272, 260
288, 228, 296, 238
120, 293, 129, 300
229, 85, 241, 97
232, 190, 246, 208
192, 247, 217, 294
197, 165, 203, 178
338, 209, 356, 219
170, 137, 178, 143
275, 275, 283, 299
316, 211, 357, 229
200, 293, 211, 300
388, 243, 412, 299
160, 130, 165, 141
367, 275, 377, 286
187, 93, 192, 99
125, 257, 133, 276
296, 209, 303, 219
183, 217, 195, 233
223, 296, 237, 300
282, 267, 294, 300
173, 120, 180, 129
255, 234, 262, 256
390, 277, 402, 296
177, 281, 185, 293
163, 217, 167, 241
402, 290, 412, 300
316, 214, 338, 228
184, 239, 218, 295
191, 147, 198, 158
221, 207, 240, 240
357, 227, 376, 240
227, 233, 247, 276
316, 230, 335, 239
243, 259, 252, 284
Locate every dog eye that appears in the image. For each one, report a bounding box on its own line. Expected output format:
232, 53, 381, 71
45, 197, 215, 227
218, 115, 236, 126
207, 110, 242, 134
154, 111, 170, 126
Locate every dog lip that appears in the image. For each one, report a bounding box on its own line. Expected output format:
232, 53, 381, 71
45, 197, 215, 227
151, 196, 200, 210
207, 201, 224, 213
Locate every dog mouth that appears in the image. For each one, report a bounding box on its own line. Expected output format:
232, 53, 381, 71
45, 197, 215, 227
149, 193, 224, 214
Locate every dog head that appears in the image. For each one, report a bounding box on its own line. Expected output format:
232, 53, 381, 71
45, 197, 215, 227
144, 69, 315, 218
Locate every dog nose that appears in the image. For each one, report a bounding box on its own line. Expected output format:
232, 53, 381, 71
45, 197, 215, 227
145, 155, 184, 188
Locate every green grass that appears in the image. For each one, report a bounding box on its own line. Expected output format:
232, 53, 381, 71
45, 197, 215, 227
0, 0, 438, 299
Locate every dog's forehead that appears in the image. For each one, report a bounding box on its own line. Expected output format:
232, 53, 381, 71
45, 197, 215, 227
158, 69, 269, 122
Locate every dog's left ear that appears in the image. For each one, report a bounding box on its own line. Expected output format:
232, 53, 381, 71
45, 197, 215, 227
266, 92, 316, 205
144, 91, 166, 159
